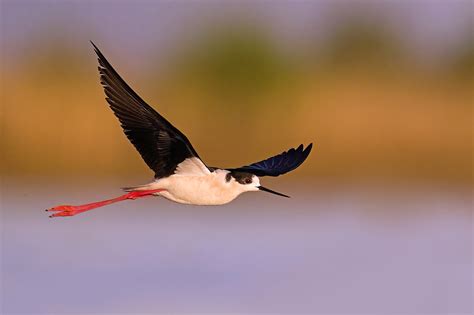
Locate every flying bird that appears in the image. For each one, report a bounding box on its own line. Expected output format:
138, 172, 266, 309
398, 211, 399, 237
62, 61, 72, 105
46, 42, 313, 217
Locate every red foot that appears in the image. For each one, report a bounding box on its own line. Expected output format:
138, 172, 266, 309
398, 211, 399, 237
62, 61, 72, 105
46, 189, 163, 218
47, 205, 89, 217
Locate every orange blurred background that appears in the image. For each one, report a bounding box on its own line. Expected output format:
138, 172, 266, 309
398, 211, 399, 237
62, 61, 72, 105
2, 1, 472, 185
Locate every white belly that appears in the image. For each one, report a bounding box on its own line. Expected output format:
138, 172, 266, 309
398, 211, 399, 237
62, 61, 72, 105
153, 172, 244, 205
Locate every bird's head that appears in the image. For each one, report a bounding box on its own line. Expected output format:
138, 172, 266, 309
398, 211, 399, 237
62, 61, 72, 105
226, 171, 289, 198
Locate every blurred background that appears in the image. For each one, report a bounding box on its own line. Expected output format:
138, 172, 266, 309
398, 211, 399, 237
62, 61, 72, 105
1, 0, 472, 314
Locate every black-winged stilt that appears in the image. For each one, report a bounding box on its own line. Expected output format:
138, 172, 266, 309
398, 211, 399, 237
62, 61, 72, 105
47, 42, 313, 217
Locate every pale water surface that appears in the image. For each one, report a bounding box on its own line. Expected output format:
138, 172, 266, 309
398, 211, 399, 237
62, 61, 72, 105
1, 183, 472, 314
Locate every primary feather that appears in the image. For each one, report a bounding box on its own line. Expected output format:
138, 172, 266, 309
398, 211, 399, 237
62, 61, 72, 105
228, 144, 313, 177
92, 41, 205, 179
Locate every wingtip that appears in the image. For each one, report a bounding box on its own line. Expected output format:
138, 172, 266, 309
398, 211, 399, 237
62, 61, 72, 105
90, 41, 102, 57
296, 143, 312, 154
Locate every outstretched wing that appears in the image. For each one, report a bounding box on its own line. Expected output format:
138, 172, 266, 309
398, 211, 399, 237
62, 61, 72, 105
92, 41, 207, 178
228, 144, 313, 177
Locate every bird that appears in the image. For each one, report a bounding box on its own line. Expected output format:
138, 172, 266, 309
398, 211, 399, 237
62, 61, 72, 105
46, 42, 313, 218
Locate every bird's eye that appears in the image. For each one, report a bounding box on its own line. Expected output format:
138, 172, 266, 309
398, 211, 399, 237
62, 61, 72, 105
244, 178, 252, 184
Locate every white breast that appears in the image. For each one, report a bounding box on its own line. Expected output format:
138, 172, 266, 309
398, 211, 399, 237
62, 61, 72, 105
134, 157, 245, 205
155, 170, 245, 205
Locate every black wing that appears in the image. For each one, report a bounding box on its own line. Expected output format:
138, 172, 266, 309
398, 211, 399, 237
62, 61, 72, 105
228, 144, 313, 177
92, 41, 205, 178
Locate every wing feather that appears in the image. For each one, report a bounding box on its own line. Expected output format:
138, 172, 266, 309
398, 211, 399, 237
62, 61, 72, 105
92, 41, 205, 178
229, 144, 313, 177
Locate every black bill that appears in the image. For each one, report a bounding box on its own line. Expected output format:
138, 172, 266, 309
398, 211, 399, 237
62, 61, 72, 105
258, 186, 290, 198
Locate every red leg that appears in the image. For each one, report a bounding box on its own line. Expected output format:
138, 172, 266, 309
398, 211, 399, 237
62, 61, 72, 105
46, 189, 163, 218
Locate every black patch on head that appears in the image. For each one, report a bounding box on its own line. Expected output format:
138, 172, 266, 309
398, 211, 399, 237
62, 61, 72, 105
229, 171, 254, 185
225, 173, 232, 182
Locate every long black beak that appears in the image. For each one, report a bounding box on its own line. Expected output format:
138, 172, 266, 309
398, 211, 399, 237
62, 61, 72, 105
258, 186, 290, 198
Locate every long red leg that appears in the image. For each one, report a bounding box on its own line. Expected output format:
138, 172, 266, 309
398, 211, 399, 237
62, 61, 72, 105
46, 189, 163, 218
